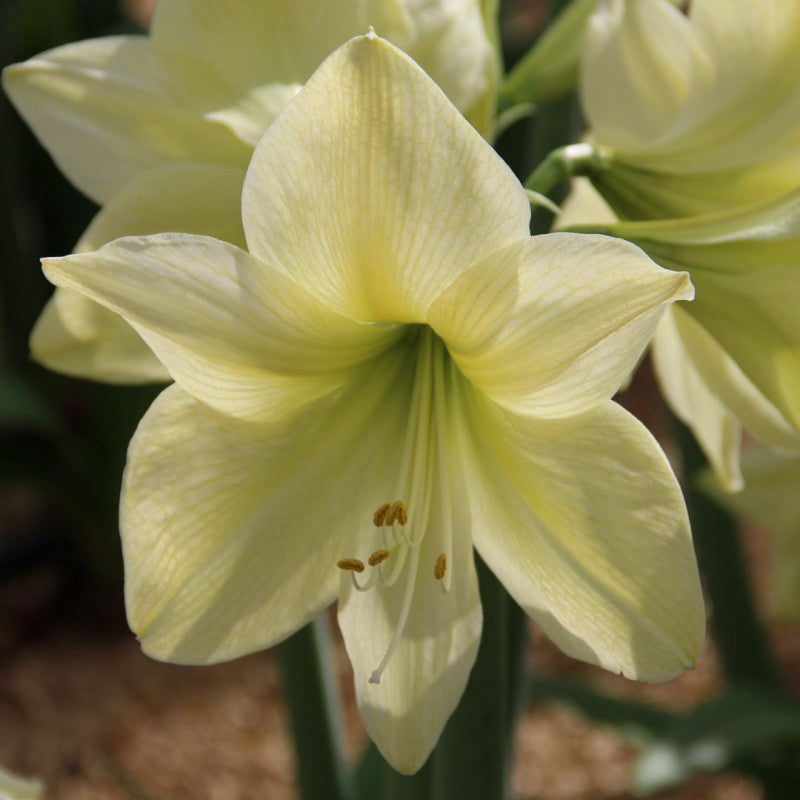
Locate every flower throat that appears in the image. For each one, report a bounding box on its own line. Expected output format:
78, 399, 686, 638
337, 327, 454, 685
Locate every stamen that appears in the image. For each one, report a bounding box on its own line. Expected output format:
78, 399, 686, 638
389, 500, 408, 526
434, 553, 447, 580
373, 503, 390, 527
369, 545, 421, 684
336, 558, 365, 573
368, 548, 390, 567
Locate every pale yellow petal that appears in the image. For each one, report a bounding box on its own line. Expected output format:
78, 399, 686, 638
2, 37, 248, 204
125, 349, 417, 662
689, 265, 800, 434
427, 233, 692, 417
462, 393, 704, 681
152, 0, 493, 143
30, 164, 246, 384
400, 0, 496, 134
76, 163, 246, 252
651, 307, 743, 491
555, 177, 618, 230
581, 0, 700, 150
242, 34, 529, 322
43, 236, 397, 421
339, 510, 481, 774
654, 306, 800, 490
30, 288, 169, 385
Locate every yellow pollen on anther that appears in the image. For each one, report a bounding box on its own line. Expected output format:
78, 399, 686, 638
386, 500, 408, 526
373, 503, 391, 527
373, 500, 408, 527
368, 548, 390, 567
337, 558, 365, 573
434, 553, 447, 580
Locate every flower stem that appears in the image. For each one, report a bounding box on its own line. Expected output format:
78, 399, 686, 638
673, 417, 782, 688
277, 613, 354, 800
430, 556, 512, 800
524, 142, 612, 205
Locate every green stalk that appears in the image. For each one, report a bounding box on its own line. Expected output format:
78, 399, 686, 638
673, 418, 781, 688
277, 614, 354, 800
431, 557, 511, 800
524, 143, 611, 205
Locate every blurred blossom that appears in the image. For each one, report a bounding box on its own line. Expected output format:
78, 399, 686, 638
581, 0, 800, 218
561, 0, 800, 488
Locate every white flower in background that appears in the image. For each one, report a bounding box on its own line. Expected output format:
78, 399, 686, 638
581, 0, 800, 219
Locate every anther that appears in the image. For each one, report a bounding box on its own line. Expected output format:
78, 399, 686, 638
337, 558, 365, 573
386, 500, 408, 526
373, 503, 391, 527
434, 553, 447, 580
373, 500, 408, 527
368, 548, 390, 567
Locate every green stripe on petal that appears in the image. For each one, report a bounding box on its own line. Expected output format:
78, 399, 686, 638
242, 34, 529, 322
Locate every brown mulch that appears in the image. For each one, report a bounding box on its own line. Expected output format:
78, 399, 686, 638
1, 528, 796, 800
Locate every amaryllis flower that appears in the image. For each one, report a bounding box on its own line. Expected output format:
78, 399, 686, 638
43, 35, 704, 772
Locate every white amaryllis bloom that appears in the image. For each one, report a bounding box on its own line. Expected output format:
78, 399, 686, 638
43, 35, 703, 773
581, 0, 800, 219
3, 0, 495, 383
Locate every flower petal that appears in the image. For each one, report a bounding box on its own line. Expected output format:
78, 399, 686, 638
463, 392, 704, 681
399, 0, 497, 134
30, 289, 169, 384
2, 37, 249, 203
75, 163, 246, 252
581, 0, 699, 150
124, 349, 417, 662
427, 233, 692, 417
689, 265, 800, 433
651, 307, 743, 491
338, 511, 481, 774
31, 164, 246, 384
653, 306, 800, 490
43, 235, 397, 421
242, 34, 529, 322
151, 0, 412, 145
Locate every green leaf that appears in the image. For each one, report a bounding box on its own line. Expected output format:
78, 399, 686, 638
0, 366, 58, 434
